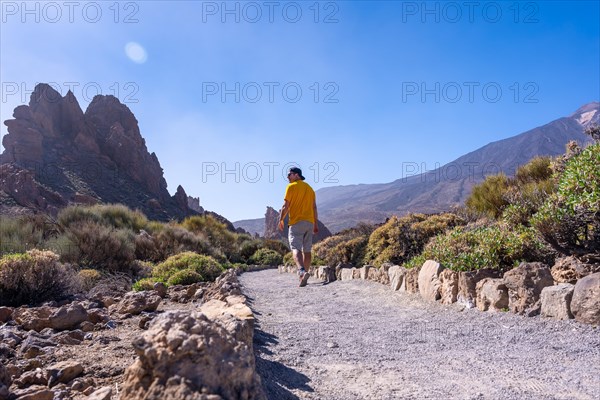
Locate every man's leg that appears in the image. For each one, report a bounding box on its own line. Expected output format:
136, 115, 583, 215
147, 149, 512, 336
303, 252, 311, 269
293, 249, 305, 271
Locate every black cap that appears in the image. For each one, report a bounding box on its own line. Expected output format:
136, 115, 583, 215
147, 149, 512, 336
289, 167, 305, 180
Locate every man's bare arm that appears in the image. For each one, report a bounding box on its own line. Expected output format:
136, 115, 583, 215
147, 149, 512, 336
313, 201, 319, 234
278, 200, 290, 231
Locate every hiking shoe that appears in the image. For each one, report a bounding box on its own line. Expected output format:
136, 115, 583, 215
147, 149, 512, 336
299, 271, 310, 287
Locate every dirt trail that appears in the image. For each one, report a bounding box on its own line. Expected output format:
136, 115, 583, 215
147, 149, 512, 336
240, 269, 600, 400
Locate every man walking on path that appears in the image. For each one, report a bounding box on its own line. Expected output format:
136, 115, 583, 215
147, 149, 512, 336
278, 167, 319, 287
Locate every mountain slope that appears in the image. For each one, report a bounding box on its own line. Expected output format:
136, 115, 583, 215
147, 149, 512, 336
317, 102, 598, 232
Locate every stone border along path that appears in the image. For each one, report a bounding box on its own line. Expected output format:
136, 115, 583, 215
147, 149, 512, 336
239, 269, 600, 400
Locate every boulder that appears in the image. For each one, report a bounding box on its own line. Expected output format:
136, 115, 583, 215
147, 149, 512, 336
12, 306, 52, 332
114, 292, 162, 315
457, 269, 502, 309
51, 330, 85, 345
404, 267, 420, 294
476, 278, 509, 312
352, 268, 361, 279
13, 369, 47, 388
153, 282, 168, 298
46, 361, 83, 387
0, 307, 12, 323
340, 269, 354, 281
49, 302, 88, 330
540, 284, 575, 320
321, 266, 336, 283
503, 262, 553, 316
551, 256, 600, 284
335, 263, 352, 280
388, 265, 405, 291
86, 387, 112, 400
418, 260, 444, 301
570, 272, 600, 325
120, 311, 266, 400
439, 269, 459, 305
0, 363, 10, 400
378, 263, 392, 285
359, 265, 371, 280
9, 385, 53, 400
366, 266, 381, 282
19, 333, 57, 358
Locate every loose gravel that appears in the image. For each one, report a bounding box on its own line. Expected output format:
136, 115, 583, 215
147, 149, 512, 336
240, 269, 600, 400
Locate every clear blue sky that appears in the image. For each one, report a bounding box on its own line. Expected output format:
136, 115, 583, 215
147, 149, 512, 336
1, 1, 599, 222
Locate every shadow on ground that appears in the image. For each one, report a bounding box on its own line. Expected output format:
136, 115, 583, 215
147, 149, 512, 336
252, 312, 313, 399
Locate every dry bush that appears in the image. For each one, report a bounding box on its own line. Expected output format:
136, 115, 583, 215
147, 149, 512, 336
0, 249, 77, 306
136, 223, 215, 263
181, 215, 237, 259
313, 222, 375, 267
65, 221, 136, 272
58, 204, 148, 231
77, 268, 102, 292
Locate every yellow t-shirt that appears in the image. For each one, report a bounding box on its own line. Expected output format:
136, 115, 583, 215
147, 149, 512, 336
284, 181, 316, 225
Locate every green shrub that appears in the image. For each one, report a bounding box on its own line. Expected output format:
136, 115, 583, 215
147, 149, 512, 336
416, 223, 549, 272
167, 269, 203, 286
283, 252, 294, 266
531, 144, 600, 255
557, 143, 600, 214
143, 223, 214, 262
515, 156, 553, 184
132, 277, 156, 291
0, 217, 42, 256
0, 249, 77, 306
262, 239, 290, 255
364, 213, 464, 267
329, 236, 369, 266
466, 174, 510, 218
240, 240, 262, 263
152, 251, 224, 283
250, 248, 283, 266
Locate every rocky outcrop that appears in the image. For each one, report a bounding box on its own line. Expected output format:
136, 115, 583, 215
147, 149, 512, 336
264, 205, 332, 243
112, 292, 162, 315
0, 268, 265, 399
0, 83, 199, 221
570, 272, 600, 325
457, 269, 502, 309
388, 265, 405, 291
540, 284, 575, 320
439, 269, 459, 305
503, 262, 553, 316
418, 261, 444, 301
551, 256, 600, 284
120, 310, 265, 400
476, 278, 509, 312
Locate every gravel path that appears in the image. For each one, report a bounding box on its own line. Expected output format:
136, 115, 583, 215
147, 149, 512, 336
240, 269, 600, 400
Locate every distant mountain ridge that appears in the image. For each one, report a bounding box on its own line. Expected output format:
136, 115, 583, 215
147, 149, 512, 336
234, 102, 598, 233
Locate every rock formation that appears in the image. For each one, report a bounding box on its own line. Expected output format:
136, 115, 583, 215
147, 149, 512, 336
263, 206, 332, 243
0, 83, 199, 221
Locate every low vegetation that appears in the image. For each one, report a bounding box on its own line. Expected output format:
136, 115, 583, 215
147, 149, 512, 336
2, 127, 597, 305
0, 205, 292, 304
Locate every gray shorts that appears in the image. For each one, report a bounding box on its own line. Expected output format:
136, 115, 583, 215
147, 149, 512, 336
288, 220, 313, 252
